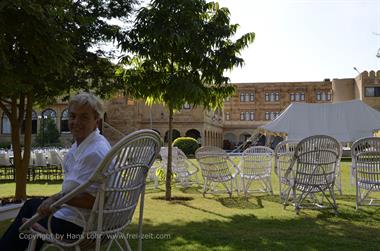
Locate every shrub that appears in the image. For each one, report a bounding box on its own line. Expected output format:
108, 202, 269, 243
0, 142, 11, 149
173, 137, 199, 156
35, 117, 60, 147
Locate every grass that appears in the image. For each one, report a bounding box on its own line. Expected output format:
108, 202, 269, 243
1, 159, 380, 250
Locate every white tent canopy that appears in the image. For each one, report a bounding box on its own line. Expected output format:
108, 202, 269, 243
258, 100, 380, 143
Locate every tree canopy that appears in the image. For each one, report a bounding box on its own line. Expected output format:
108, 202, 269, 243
118, 0, 255, 199
0, 0, 137, 199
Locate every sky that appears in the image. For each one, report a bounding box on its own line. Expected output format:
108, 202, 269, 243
216, 0, 380, 83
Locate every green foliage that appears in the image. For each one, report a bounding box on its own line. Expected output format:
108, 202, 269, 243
173, 137, 199, 156
0, 0, 137, 199
0, 142, 11, 149
0, 0, 138, 101
119, 0, 255, 110
118, 0, 254, 199
35, 118, 61, 147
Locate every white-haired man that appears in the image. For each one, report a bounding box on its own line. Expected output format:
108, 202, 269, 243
0, 92, 111, 251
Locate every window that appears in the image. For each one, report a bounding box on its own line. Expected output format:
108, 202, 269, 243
316, 91, 331, 101
61, 109, 70, 132
265, 111, 280, 121
42, 109, 57, 120
265, 92, 279, 102
240, 93, 245, 102
290, 92, 305, 102
21, 110, 37, 134
250, 93, 255, 101
240, 111, 255, 121
31, 111, 37, 134
316, 92, 321, 101
321, 92, 326, 101
183, 103, 192, 109
1, 113, 11, 134
225, 112, 230, 121
275, 93, 279, 101
240, 92, 255, 102
327, 93, 331, 101
365, 87, 380, 97
244, 112, 249, 120
250, 112, 255, 120
245, 93, 249, 102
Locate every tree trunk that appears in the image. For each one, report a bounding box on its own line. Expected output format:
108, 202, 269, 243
165, 107, 173, 200
10, 94, 33, 200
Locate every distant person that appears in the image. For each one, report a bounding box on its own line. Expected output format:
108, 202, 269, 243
0, 92, 111, 251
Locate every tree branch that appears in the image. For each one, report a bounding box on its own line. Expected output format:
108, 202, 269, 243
0, 98, 12, 105
18, 94, 25, 125
0, 100, 11, 117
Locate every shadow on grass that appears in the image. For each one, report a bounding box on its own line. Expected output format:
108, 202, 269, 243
217, 197, 264, 210
151, 196, 194, 202
126, 212, 380, 251
2, 201, 380, 251
179, 186, 202, 194
27, 180, 63, 185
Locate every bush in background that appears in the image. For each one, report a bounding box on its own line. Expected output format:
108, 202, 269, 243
0, 142, 12, 149
35, 117, 61, 147
173, 137, 199, 156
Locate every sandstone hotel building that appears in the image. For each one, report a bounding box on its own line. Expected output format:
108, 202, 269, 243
0, 70, 379, 148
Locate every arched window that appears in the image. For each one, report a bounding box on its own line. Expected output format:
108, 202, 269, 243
1, 112, 11, 134
42, 109, 57, 121
61, 108, 70, 132
21, 110, 38, 134
164, 129, 180, 143
31, 110, 37, 134
40, 108, 57, 129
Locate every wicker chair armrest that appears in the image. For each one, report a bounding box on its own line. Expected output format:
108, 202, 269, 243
284, 155, 297, 180
227, 158, 240, 177
21, 204, 88, 248
19, 180, 90, 232
186, 159, 200, 173
19, 213, 46, 232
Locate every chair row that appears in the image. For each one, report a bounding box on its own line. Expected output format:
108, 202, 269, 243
156, 135, 380, 214
0, 150, 65, 182
276, 136, 380, 212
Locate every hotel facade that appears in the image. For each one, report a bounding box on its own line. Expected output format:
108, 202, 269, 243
0, 70, 379, 148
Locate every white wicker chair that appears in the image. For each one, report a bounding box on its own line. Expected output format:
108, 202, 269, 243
20, 129, 161, 251
351, 137, 380, 209
335, 143, 343, 196
195, 146, 239, 198
31, 151, 48, 181
160, 147, 199, 187
239, 146, 274, 198
0, 151, 14, 181
47, 150, 64, 181
274, 140, 298, 202
283, 135, 341, 214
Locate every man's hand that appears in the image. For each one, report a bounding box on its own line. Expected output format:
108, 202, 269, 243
37, 193, 62, 216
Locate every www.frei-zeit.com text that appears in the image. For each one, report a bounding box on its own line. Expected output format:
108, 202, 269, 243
19, 232, 172, 241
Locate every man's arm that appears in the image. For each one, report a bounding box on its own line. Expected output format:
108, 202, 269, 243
66, 192, 95, 209
37, 192, 95, 216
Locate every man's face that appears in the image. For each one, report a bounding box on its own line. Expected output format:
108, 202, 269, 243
68, 103, 99, 145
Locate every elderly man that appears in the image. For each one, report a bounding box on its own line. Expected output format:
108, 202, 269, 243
0, 92, 111, 251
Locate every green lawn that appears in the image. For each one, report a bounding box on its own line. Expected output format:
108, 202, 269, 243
1, 159, 380, 250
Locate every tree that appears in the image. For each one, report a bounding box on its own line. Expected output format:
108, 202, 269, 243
118, 0, 255, 200
0, 0, 137, 200
35, 117, 60, 147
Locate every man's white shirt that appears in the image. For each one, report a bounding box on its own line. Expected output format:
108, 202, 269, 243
54, 128, 111, 227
